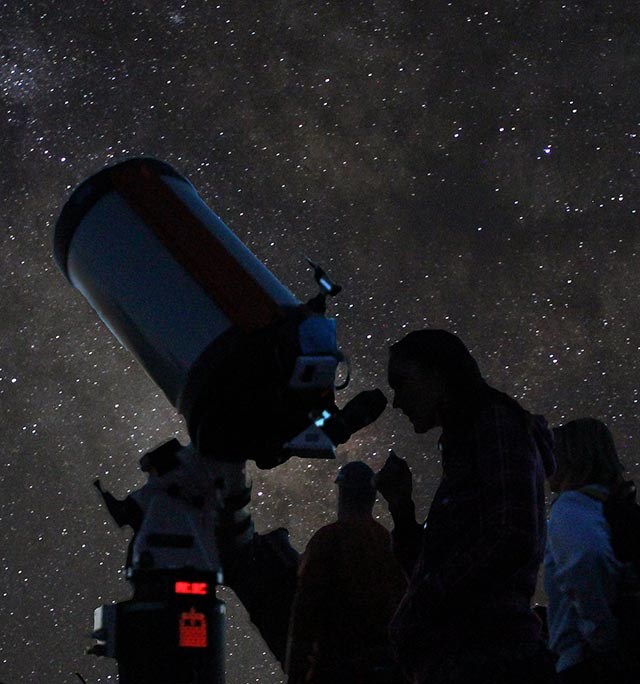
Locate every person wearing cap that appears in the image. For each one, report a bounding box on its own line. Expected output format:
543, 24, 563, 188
376, 329, 558, 684
285, 461, 407, 684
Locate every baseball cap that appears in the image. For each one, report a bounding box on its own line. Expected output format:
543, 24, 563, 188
335, 461, 375, 489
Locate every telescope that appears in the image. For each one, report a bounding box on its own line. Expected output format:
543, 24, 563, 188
54, 158, 386, 683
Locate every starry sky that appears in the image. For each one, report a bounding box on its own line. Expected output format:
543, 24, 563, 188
1, 1, 639, 682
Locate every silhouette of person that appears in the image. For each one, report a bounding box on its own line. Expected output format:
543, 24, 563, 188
376, 329, 557, 684
544, 418, 640, 683
286, 461, 407, 684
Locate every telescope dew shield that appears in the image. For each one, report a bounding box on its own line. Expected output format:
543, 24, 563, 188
54, 158, 338, 462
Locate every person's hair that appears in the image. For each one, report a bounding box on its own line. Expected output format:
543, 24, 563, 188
552, 418, 624, 489
338, 486, 376, 512
389, 329, 483, 396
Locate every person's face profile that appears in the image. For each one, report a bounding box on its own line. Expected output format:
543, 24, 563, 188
388, 354, 446, 433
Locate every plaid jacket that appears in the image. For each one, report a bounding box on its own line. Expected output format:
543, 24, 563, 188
389, 395, 555, 679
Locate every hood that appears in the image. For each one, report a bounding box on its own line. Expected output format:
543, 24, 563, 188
531, 413, 556, 478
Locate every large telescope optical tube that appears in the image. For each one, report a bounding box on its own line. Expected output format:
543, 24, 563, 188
54, 158, 343, 466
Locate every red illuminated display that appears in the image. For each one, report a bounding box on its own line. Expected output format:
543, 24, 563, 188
175, 581, 208, 595
179, 607, 208, 648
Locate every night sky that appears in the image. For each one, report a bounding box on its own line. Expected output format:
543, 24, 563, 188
1, 2, 639, 682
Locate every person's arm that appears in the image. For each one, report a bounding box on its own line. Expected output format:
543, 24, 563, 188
548, 493, 621, 654
375, 452, 423, 576
389, 499, 423, 577
418, 405, 544, 603
285, 531, 331, 684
